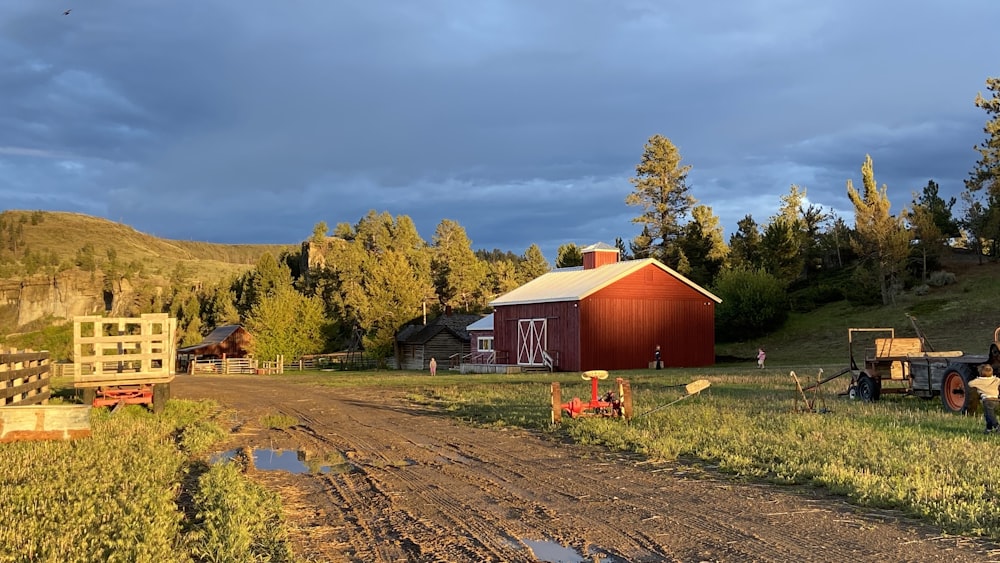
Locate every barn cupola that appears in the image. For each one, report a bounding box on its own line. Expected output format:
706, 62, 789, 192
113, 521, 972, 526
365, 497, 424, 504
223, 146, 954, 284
581, 242, 619, 270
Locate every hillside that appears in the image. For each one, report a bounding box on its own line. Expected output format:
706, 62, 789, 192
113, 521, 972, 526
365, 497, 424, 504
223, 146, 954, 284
716, 250, 1000, 366
0, 210, 296, 279
0, 210, 299, 333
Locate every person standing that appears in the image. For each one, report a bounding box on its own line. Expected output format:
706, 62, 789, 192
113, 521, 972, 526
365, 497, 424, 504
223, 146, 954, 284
969, 363, 1000, 433
429, 357, 437, 376
654, 345, 662, 370
757, 347, 766, 369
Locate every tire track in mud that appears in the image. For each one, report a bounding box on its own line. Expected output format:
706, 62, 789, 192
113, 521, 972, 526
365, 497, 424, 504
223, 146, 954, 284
175, 375, 1000, 563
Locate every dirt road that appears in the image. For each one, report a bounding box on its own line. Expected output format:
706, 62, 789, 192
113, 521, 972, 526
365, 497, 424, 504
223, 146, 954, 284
173, 375, 998, 562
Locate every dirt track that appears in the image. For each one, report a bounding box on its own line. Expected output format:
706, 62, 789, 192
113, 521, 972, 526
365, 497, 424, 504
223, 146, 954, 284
173, 375, 1000, 562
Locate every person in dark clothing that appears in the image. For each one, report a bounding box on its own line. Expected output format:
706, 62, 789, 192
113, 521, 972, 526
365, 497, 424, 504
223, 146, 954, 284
654, 345, 662, 370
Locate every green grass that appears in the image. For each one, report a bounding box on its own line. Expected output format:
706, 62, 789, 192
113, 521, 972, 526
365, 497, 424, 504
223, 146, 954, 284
0, 400, 295, 562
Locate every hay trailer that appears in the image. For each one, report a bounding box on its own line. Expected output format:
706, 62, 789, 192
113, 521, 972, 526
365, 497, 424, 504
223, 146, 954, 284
73, 314, 177, 413
844, 325, 1000, 413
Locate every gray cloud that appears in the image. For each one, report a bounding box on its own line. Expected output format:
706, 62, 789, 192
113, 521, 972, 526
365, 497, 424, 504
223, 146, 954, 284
1, 0, 997, 260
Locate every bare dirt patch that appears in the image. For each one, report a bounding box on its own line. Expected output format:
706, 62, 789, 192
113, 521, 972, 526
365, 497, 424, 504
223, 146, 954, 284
174, 375, 999, 562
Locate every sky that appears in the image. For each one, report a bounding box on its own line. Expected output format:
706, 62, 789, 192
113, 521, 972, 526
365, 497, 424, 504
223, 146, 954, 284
1, 1, 998, 262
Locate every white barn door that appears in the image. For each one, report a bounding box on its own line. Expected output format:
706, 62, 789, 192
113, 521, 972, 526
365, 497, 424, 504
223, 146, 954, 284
517, 318, 547, 366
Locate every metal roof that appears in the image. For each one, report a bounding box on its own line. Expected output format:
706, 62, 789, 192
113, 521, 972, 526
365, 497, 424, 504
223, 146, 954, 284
177, 325, 244, 353
466, 313, 493, 331
488, 258, 722, 307
396, 313, 483, 345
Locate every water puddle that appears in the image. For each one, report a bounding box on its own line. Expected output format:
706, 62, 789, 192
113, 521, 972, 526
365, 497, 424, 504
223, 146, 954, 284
212, 448, 355, 474
519, 538, 621, 563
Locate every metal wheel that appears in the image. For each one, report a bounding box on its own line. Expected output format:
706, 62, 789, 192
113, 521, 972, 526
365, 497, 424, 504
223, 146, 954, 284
857, 374, 879, 402
940, 365, 973, 414
82, 388, 96, 407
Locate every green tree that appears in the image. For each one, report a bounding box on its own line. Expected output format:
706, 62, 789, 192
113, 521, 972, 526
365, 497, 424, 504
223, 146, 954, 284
431, 219, 487, 311
846, 154, 912, 305
728, 215, 763, 271
235, 253, 292, 317
484, 259, 520, 300
678, 205, 728, 286
354, 249, 427, 359
244, 286, 327, 361
906, 200, 945, 283
916, 180, 959, 238
517, 244, 550, 283
712, 268, 788, 341
965, 77, 1000, 259
760, 216, 804, 287
625, 134, 696, 267
310, 221, 329, 245
555, 243, 583, 268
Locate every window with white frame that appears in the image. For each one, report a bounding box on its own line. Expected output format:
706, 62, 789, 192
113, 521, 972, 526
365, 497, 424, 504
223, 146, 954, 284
477, 336, 494, 352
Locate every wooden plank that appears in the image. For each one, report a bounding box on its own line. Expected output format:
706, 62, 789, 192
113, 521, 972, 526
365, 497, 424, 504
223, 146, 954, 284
0, 405, 91, 442
0, 376, 49, 402
74, 374, 174, 388
0, 351, 50, 364
874, 338, 923, 358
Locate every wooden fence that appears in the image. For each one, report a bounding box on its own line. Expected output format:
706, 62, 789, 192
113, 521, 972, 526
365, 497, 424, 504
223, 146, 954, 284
0, 349, 51, 406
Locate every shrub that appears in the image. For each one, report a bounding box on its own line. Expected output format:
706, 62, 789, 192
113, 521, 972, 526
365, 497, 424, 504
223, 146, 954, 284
928, 270, 956, 287
712, 268, 789, 342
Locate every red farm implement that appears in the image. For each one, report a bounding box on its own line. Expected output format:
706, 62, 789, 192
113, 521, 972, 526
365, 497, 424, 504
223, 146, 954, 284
551, 370, 634, 424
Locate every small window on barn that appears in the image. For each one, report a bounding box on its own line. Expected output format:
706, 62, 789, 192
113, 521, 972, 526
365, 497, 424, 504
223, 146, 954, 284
477, 337, 494, 352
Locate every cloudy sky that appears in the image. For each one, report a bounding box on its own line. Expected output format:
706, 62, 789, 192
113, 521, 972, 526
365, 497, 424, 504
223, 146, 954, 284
1, 1, 997, 261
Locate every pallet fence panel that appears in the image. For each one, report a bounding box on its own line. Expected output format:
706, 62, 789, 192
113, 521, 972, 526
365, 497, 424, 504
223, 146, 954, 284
73, 314, 177, 387
0, 349, 52, 406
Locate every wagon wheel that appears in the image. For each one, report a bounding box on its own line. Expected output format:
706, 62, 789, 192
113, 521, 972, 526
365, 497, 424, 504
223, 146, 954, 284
621, 380, 634, 421
857, 374, 880, 402
940, 365, 973, 414
551, 382, 562, 424
81, 388, 96, 407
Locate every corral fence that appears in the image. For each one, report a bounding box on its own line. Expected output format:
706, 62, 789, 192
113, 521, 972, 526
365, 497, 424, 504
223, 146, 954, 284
54, 352, 383, 377
187, 352, 380, 374
1, 349, 51, 406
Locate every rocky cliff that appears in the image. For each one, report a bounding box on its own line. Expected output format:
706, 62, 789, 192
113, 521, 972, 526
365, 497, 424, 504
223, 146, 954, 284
1, 271, 167, 328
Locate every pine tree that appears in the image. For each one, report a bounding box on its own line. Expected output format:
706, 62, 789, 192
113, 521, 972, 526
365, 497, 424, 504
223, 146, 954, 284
555, 243, 583, 268
846, 154, 911, 305
728, 215, 763, 271
518, 244, 550, 283
965, 77, 1000, 259
625, 134, 696, 267
431, 219, 487, 311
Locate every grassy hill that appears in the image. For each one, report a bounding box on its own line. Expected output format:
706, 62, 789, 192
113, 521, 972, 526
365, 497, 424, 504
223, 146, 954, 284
0, 210, 298, 282
715, 250, 1000, 367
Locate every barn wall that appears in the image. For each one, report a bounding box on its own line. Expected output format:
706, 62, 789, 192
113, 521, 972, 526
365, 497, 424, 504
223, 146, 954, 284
580, 265, 715, 369
493, 302, 580, 370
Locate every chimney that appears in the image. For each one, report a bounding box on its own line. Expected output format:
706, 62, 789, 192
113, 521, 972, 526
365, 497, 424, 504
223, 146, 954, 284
581, 242, 619, 270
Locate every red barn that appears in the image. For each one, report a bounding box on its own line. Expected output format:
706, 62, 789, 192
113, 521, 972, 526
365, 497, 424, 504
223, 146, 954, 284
489, 243, 721, 371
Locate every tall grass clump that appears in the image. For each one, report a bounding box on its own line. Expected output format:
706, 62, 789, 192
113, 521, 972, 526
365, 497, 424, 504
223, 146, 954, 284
189, 462, 294, 563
